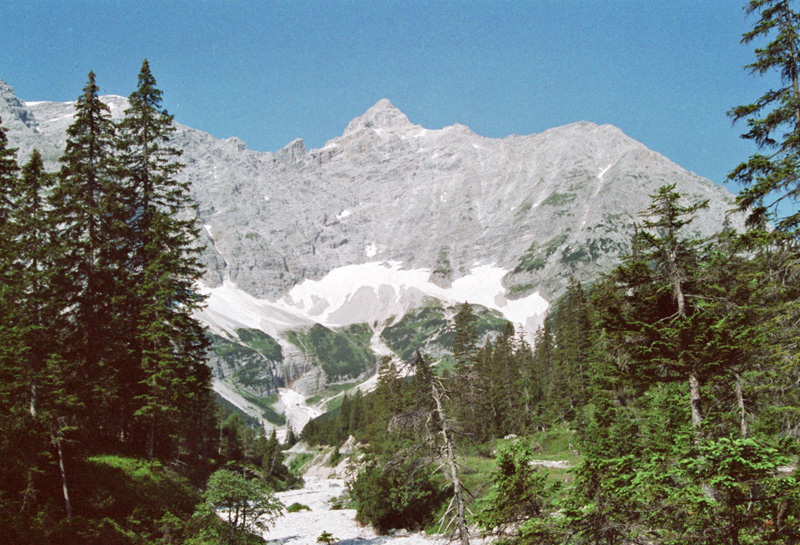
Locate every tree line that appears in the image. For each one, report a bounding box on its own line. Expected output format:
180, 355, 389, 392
302, 2, 800, 542
0, 61, 294, 544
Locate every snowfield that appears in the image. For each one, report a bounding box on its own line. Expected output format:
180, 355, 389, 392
201, 261, 549, 338
200, 262, 550, 438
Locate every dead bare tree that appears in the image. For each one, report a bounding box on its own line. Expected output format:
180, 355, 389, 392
383, 351, 472, 545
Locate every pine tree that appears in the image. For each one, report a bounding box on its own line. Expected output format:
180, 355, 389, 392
729, 0, 800, 237
612, 184, 710, 439
115, 60, 212, 460
49, 71, 123, 449
551, 277, 593, 421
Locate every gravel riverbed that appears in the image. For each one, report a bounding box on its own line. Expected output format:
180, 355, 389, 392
264, 476, 481, 545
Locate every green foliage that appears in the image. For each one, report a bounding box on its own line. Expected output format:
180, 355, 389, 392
0, 455, 202, 545
679, 437, 800, 544
514, 233, 571, 273
286, 323, 375, 382
287, 502, 311, 512
239, 392, 286, 426
214, 394, 261, 428
301, 390, 367, 446
317, 530, 338, 544
515, 242, 546, 272
0, 66, 220, 543
192, 469, 284, 545
381, 304, 451, 361
728, 0, 800, 237
381, 302, 510, 364
475, 442, 560, 544
350, 457, 447, 534
433, 246, 453, 277
540, 191, 577, 207
235, 328, 283, 361
287, 453, 314, 475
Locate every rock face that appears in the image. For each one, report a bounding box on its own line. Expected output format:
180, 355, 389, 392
1, 79, 743, 397
185, 99, 740, 301
4, 84, 739, 303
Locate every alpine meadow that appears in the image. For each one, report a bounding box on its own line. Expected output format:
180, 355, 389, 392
3, 2, 800, 545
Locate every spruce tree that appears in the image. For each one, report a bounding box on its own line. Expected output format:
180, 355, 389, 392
551, 277, 593, 421
729, 0, 800, 237
614, 185, 709, 438
115, 59, 212, 460
0, 116, 30, 533
11, 150, 57, 420
49, 71, 123, 448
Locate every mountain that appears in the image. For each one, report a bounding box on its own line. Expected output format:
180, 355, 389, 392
1, 79, 743, 429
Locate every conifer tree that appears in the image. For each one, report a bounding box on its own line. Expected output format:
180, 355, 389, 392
551, 277, 593, 420
601, 185, 710, 439
729, 0, 800, 237
115, 60, 212, 459
49, 71, 123, 448
0, 116, 30, 530
11, 150, 57, 420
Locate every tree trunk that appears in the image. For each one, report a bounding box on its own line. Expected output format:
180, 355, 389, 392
735, 373, 749, 439
781, 9, 800, 129
30, 382, 37, 418
53, 429, 72, 520
431, 381, 470, 545
148, 411, 156, 460
669, 245, 703, 440
689, 373, 702, 437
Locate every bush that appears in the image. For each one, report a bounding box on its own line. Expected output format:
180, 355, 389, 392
350, 458, 446, 534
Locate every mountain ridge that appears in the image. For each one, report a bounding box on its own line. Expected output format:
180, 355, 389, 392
1, 79, 743, 408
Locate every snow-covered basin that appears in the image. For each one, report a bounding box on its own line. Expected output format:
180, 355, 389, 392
264, 476, 477, 545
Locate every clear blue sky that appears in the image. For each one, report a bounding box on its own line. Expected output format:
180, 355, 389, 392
0, 1, 771, 189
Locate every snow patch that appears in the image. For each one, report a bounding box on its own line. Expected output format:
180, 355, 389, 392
277, 388, 323, 432
277, 261, 548, 331
337, 209, 351, 220
198, 282, 313, 337
365, 242, 377, 257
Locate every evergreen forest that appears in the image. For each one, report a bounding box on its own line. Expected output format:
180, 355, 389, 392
301, 3, 800, 544
0, 62, 295, 545
4, 2, 800, 545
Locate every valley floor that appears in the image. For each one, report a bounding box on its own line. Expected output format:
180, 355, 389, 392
265, 476, 486, 545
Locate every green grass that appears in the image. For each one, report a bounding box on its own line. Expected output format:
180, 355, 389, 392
60, 455, 201, 545
496, 425, 583, 465
287, 453, 314, 474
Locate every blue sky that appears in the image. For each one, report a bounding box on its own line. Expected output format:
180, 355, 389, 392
0, 1, 771, 190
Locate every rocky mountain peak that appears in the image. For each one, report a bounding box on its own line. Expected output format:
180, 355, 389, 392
343, 98, 413, 135
0, 79, 37, 130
